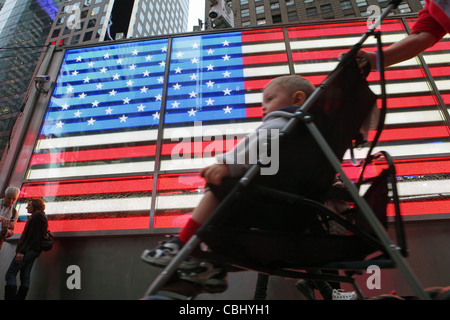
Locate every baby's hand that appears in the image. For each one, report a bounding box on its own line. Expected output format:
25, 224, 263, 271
200, 164, 230, 185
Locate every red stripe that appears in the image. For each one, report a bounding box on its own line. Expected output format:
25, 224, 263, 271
241, 28, 285, 42
14, 216, 151, 233
30, 145, 156, 165
242, 53, 288, 65
368, 126, 450, 141
342, 157, 450, 178
383, 95, 438, 108
387, 199, 450, 217
246, 106, 263, 118
21, 176, 154, 197
244, 79, 272, 90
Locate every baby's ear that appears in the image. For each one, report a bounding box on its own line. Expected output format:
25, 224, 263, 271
293, 91, 307, 106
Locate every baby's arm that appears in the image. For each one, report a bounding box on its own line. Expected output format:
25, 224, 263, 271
200, 164, 230, 186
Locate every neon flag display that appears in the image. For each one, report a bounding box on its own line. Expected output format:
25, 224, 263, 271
16, 21, 450, 234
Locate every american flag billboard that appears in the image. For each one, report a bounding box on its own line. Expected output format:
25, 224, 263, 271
14, 20, 450, 234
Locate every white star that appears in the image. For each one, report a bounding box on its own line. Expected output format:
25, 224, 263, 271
145, 55, 152, 61
223, 106, 232, 114
192, 43, 199, 49
61, 103, 70, 110
153, 112, 160, 119
96, 83, 103, 90
129, 64, 136, 70
88, 61, 95, 67
83, 77, 90, 83
191, 57, 199, 64
119, 115, 128, 122
74, 110, 82, 117
206, 98, 214, 106
171, 101, 180, 108
67, 85, 74, 93
176, 51, 183, 58
222, 54, 230, 61
173, 83, 181, 90
79, 93, 86, 99
159, 61, 166, 67
100, 67, 108, 73
222, 40, 230, 46
140, 86, 148, 93
137, 104, 146, 111
92, 100, 100, 107
76, 56, 82, 62
126, 80, 134, 87
174, 67, 182, 73
132, 49, 139, 55
207, 49, 214, 55
123, 97, 131, 104
206, 80, 215, 88
155, 94, 162, 101
104, 53, 110, 59
223, 70, 231, 77
105, 107, 113, 114
87, 118, 95, 125
189, 91, 197, 98
188, 108, 197, 116
161, 46, 167, 52
71, 70, 79, 76
56, 121, 64, 128
190, 73, 199, 80
113, 73, 120, 80
143, 70, 150, 77
223, 88, 232, 95
116, 58, 123, 64
206, 64, 214, 71
109, 89, 117, 96
157, 77, 164, 83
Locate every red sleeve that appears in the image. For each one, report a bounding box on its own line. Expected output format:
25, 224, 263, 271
411, 6, 446, 43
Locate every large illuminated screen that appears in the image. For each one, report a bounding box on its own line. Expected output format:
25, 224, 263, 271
15, 19, 450, 234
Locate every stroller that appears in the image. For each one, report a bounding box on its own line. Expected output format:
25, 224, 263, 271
143, 2, 431, 300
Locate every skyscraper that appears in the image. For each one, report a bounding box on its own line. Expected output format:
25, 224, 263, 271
0, 0, 61, 160
46, 0, 189, 46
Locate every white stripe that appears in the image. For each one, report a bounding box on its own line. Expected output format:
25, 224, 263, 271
290, 33, 406, 50
27, 161, 155, 180
160, 157, 216, 171
344, 142, 450, 159
385, 110, 447, 125
163, 122, 260, 140
36, 130, 158, 150
17, 197, 152, 216
243, 65, 290, 78
155, 193, 203, 210
242, 42, 286, 54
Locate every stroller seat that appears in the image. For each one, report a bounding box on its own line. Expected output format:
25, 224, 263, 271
143, 57, 429, 300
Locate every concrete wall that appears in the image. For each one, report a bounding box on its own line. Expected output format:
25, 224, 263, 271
0, 219, 448, 300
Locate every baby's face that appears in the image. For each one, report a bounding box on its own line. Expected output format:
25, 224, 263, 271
261, 83, 295, 116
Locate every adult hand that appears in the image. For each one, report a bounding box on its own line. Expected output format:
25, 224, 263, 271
15, 253, 24, 264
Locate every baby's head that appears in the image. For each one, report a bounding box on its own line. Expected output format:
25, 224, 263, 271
262, 75, 315, 116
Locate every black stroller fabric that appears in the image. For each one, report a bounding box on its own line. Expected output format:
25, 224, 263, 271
197, 59, 383, 269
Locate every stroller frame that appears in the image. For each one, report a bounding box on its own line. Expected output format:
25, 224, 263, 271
144, 0, 430, 300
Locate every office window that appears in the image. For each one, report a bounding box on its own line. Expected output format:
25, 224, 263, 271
306, 7, 317, 16
256, 5, 264, 15
321, 4, 332, 14
241, 8, 250, 17
340, 0, 352, 10
398, 3, 411, 13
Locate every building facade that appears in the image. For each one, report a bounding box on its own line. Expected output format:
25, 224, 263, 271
46, 0, 189, 46
206, 0, 426, 29
0, 0, 189, 167
0, 0, 61, 160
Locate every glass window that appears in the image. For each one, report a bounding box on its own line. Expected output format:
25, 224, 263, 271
306, 7, 317, 16
241, 8, 250, 18
340, 0, 352, 10
398, 3, 411, 13
256, 5, 264, 15
321, 4, 332, 14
